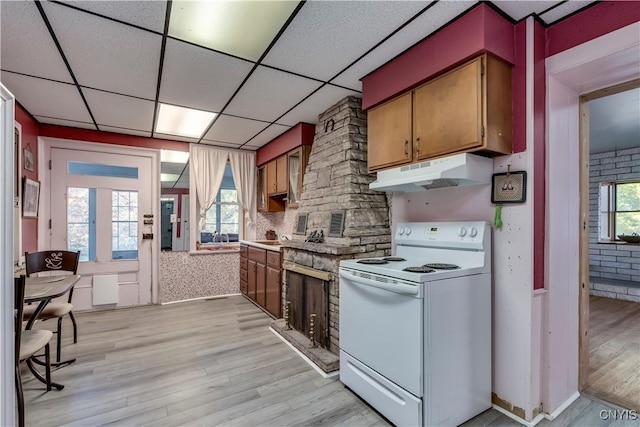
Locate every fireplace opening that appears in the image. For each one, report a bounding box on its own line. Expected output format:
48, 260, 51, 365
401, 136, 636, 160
287, 268, 329, 350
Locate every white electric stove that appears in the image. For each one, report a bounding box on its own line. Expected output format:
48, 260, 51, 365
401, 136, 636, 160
339, 221, 492, 427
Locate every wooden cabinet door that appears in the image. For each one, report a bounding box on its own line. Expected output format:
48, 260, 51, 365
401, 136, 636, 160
266, 266, 281, 318
256, 262, 266, 306
414, 57, 483, 160
367, 92, 412, 172
247, 260, 257, 301
276, 155, 287, 194
266, 160, 278, 195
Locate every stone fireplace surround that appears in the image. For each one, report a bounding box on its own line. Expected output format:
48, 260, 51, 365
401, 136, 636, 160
273, 96, 391, 372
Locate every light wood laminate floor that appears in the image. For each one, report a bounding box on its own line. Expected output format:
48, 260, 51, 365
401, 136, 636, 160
21, 296, 635, 426
585, 296, 640, 411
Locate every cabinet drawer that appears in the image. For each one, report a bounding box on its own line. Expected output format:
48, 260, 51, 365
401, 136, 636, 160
248, 246, 266, 263
240, 257, 247, 270
240, 244, 248, 256
240, 279, 248, 295
267, 250, 281, 268
240, 268, 248, 282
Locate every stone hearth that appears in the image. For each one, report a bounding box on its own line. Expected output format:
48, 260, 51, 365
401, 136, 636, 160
277, 96, 391, 370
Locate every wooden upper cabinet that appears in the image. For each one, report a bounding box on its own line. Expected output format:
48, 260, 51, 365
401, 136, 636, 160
367, 92, 413, 172
414, 58, 482, 160
367, 53, 512, 172
266, 156, 287, 195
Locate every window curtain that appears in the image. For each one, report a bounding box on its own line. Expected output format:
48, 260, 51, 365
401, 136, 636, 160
190, 144, 228, 230
229, 150, 257, 240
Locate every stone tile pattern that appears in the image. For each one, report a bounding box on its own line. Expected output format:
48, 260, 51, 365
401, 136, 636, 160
256, 208, 297, 240
589, 280, 640, 302
283, 96, 391, 354
160, 251, 239, 303
589, 147, 640, 298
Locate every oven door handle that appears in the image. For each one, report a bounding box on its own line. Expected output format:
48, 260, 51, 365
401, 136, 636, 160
339, 271, 420, 296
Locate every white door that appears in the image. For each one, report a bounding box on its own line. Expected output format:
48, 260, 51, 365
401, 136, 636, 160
50, 147, 154, 309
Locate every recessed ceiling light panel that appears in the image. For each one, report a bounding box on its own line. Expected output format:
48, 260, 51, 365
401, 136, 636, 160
169, 0, 300, 61
155, 103, 216, 138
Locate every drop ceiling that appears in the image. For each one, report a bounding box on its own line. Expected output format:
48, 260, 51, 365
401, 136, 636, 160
2, 0, 608, 152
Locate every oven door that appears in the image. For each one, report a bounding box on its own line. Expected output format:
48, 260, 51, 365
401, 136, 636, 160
339, 267, 423, 396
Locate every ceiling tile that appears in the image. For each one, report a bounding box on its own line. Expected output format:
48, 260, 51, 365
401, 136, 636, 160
83, 88, 155, 132
493, 1, 562, 21
262, 1, 428, 82
0, 1, 73, 83
199, 140, 244, 149
159, 38, 253, 112
154, 133, 200, 144
243, 123, 291, 148
1, 72, 93, 123
57, 1, 167, 33
278, 86, 362, 126
538, 1, 597, 25
41, 1, 162, 99
225, 66, 320, 122
34, 116, 97, 131
98, 126, 152, 138
330, 1, 475, 90
589, 87, 640, 154
203, 115, 270, 144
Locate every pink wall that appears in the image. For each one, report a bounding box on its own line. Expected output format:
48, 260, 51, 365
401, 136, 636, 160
15, 104, 40, 253
361, 3, 515, 110
256, 123, 314, 166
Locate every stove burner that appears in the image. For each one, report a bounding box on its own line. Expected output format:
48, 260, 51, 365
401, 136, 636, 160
403, 266, 436, 273
423, 263, 460, 270
357, 259, 388, 265
382, 257, 406, 262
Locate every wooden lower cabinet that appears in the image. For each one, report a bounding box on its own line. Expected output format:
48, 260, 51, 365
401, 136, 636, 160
241, 244, 282, 318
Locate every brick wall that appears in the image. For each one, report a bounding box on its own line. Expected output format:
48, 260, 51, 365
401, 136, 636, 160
589, 147, 640, 283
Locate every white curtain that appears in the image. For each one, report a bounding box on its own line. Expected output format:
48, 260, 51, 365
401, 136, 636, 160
190, 144, 228, 230
229, 150, 257, 240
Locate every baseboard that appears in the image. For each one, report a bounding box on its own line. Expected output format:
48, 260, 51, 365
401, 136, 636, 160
544, 391, 581, 420
492, 405, 545, 427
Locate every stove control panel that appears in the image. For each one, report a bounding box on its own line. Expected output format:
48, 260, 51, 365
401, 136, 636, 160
395, 222, 489, 249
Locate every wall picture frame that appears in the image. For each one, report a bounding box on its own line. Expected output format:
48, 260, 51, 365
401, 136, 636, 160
23, 146, 34, 171
22, 177, 40, 218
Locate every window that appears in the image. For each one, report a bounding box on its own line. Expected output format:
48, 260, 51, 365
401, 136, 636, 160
112, 190, 139, 259
201, 164, 240, 242
599, 181, 640, 240
67, 187, 97, 262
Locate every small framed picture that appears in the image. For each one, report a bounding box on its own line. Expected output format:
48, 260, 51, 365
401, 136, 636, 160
23, 147, 34, 172
22, 177, 40, 218
491, 171, 527, 204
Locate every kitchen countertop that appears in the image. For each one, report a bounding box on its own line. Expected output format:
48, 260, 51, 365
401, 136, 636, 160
240, 239, 282, 251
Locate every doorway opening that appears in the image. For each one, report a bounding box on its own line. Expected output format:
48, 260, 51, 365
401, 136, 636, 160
579, 80, 640, 411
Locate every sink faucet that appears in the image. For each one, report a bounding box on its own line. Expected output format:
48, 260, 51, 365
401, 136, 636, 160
214, 231, 229, 245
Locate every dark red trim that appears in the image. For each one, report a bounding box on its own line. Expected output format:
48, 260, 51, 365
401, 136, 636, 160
15, 104, 40, 253
256, 123, 315, 166
546, 1, 640, 57
39, 124, 189, 152
512, 22, 527, 154
533, 21, 546, 290
362, 4, 515, 110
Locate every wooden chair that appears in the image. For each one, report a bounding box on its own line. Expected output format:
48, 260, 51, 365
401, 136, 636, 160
24, 250, 80, 362
15, 274, 53, 427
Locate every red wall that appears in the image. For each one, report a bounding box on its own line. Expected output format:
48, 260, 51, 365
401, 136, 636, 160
546, 1, 640, 57
15, 104, 40, 253
361, 3, 516, 110
256, 123, 315, 166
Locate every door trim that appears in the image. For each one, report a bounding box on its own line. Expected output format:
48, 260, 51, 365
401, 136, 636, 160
577, 78, 640, 390
39, 137, 161, 305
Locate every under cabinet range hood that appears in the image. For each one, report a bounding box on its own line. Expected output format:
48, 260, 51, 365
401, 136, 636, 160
370, 153, 494, 193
